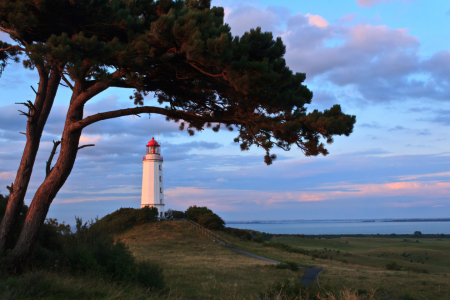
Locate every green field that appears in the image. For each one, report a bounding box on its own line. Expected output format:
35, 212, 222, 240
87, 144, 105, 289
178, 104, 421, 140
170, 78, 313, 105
2, 220, 449, 299
116, 221, 450, 299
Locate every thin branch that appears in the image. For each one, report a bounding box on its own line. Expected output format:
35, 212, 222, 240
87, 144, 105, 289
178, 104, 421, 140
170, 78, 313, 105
58, 70, 74, 90
0, 26, 15, 35
186, 61, 223, 78
59, 83, 69, 88
77, 144, 95, 150
6, 183, 13, 194
19, 132, 26, 135
30, 85, 39, 95
0, 45, 25, 52
46, 140, 61, 178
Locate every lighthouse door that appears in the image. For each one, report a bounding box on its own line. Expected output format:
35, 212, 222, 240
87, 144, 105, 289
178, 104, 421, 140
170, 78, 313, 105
160, 211, 163, 219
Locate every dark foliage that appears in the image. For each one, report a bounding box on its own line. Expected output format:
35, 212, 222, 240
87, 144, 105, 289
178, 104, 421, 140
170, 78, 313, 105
171, 210, 185, 219
1, 204, 164, 289
275, 261, 299, 272
92, 207, 158, 234
385, 261, 402, 271
223, 227, 251, 240
253, 236, 265, 243
185, 206, 225, 230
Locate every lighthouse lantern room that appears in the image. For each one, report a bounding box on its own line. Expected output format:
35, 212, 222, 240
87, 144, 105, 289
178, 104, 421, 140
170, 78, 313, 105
141, 137, 164, 219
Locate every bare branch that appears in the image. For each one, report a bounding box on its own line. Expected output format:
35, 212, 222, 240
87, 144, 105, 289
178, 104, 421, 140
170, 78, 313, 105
19, 132, 26, 135
6, 183, 14, 194
77, 144, 95, 150
0, 45, 25, 52
46, 140, 61, 178
60, 73, 74, 90
0, 26, 16, 35
59, 83, 69, 88
18, 110, 32, 118
30, 85, 39, 95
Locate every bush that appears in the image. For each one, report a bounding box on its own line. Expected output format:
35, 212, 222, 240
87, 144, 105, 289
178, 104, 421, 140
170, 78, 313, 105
276, 262, 299, 272
171, 210, 184, 219
253, 236, 265, 243
223, 227, 251, 240
92, 207, 158, 233
386, 261, 402, 271
185, 206, 225, 230
197, 213, 225, 230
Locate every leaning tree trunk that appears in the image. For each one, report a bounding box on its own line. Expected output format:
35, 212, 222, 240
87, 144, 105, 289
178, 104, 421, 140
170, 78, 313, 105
0, 67, 61, 254
7, 81, 108, 274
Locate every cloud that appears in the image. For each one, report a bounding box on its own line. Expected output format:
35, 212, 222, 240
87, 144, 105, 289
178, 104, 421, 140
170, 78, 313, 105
398, 171, 450, 181
0, 171, 15, 180
306, 14, 329, 28
356, 0, 410, 7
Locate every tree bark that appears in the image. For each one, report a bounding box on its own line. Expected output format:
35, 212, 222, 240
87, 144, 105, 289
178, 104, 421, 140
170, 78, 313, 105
0, 67, 61, 254
7, 82, 106, 274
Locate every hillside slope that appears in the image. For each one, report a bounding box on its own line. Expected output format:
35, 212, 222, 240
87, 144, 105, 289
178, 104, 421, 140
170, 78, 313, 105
116, 220, 305, 298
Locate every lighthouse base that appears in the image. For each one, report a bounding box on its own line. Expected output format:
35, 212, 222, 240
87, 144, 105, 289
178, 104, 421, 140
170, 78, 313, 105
141, 204, 165, 220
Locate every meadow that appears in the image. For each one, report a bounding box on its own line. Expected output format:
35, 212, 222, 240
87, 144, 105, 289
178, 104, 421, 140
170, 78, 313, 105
1, 219, 449, 299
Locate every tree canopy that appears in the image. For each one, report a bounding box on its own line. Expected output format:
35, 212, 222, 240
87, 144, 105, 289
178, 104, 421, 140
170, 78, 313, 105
0, 0, 356, 273
0, 0, 355, 164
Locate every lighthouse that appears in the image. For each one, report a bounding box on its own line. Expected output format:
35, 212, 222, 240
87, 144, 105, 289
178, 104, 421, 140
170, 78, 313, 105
141, 137, 165, 219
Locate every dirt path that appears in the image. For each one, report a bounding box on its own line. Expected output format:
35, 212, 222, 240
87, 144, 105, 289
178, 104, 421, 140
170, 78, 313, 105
229, 247, 323, 286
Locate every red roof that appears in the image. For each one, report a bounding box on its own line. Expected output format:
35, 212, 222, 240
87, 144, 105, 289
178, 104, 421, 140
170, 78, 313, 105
146, 137, 160, 147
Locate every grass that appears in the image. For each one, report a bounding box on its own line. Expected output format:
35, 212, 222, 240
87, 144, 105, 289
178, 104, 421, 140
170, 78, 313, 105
225, 233, 450, 299
2, 220, 449, 299
116, 220, 306, 298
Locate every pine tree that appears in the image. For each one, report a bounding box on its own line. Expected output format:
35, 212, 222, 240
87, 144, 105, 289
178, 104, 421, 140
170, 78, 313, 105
0, 0, 355, 273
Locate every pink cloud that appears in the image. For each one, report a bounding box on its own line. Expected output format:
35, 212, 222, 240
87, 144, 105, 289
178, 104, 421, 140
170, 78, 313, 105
306, 14, 329, 28
0, 171, 15, 181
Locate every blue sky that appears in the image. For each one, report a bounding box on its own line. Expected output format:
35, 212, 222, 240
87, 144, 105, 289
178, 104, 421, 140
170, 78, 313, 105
1, 0, 450, 224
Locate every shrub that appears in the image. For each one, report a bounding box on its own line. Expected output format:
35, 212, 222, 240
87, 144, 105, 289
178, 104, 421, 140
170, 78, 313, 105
223, 227, 251, 240
386, 261, 402, 271
93, 207, 158, 233
185, 206, 213, 222
171, 210, 184, 219
253, 236, 265, 243
276, 262, 299, 272
196, 213, 225, 230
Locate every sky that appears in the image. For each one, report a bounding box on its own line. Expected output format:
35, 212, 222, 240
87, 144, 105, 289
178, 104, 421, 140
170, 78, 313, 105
1, 0, 450, 224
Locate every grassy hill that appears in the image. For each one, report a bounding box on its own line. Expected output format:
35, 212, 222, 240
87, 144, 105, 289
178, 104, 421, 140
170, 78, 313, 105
115, 220, 306, 298
2, 218, 449, 299
116, 220, 450, 299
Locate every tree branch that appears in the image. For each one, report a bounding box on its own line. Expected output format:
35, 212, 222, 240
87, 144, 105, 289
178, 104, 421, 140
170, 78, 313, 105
77, 144, 95, 150
70, 106, 241, 132
0, 45, 25, 52
186, 61, 223, 78
59, 72, 74, 90
6, 183, 13, 194
46, 140, 61, 178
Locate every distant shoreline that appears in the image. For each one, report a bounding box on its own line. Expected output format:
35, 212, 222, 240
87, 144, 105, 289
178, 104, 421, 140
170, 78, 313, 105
226, 218, 450, 224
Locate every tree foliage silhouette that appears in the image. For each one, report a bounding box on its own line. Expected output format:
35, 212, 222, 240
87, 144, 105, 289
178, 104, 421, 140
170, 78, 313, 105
0, 0, 355, 273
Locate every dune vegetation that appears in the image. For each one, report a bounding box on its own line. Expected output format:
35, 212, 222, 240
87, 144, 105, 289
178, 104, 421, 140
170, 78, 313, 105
1, 203, 449, 299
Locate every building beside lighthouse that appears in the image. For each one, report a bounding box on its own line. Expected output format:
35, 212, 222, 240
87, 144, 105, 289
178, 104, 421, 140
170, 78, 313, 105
141, 137, 165, 219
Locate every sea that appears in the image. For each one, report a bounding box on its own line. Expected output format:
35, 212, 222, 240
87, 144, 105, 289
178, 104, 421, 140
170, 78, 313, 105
225, 220, 450, 235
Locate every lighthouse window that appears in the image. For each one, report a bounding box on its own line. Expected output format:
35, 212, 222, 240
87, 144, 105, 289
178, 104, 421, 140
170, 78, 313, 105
160, 188, 162, 193
160, 199, 162, 204
159, 176, 162, 182
159, 165, 161, 170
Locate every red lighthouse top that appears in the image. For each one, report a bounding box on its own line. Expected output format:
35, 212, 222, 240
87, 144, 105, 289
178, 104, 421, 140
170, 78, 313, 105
147, 137, 160, 147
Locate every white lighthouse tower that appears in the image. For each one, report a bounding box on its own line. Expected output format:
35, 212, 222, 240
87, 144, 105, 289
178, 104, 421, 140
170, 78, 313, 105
141, 137, 165, 219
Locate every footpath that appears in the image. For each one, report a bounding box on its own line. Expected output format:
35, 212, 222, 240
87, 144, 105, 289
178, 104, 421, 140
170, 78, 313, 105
184, 219, 324, 286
